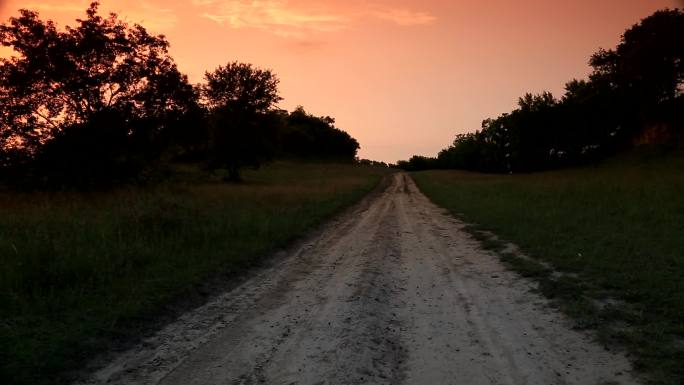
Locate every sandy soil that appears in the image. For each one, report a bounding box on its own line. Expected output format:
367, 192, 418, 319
78, 173, 640, 385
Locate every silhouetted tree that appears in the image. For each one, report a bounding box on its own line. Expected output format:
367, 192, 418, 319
357, 159, 389, 167
280, 106, 359, 161
0, 2, 197, 186
163, 99, 210, 162
590, 9, 683, 104
590, 8, 684, 142
396, 155, 438, 171
202, 62, 282, 181
401, 9, 683, 173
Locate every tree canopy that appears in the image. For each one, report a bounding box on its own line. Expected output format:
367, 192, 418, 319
0, 2, 194, 150
201, 62, 282, 181
0, 2, 197, 185
590, 9, 684, 104
0, 3, 362, 188
280, 106, 360, 161
399, 8, 684, 173
203, 62, 281, 113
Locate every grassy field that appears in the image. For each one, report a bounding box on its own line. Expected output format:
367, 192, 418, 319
0, 161, 390, 385
412, 151, 684, 385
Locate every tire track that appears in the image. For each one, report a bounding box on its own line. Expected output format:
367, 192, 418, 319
78, 173, 641, 385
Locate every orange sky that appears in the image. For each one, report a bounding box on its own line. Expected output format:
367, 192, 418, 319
0, 0, 680, 162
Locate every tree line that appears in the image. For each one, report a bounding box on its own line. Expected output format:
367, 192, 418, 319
0, 2, 360, 188
399, 9, 684, 172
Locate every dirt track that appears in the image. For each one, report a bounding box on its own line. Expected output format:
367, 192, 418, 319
80, 173, 640, 385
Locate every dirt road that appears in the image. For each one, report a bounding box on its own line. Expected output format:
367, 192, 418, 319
81, 173, 640, 385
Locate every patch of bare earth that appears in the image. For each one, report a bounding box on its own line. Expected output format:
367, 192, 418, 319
77, 173, 640, 385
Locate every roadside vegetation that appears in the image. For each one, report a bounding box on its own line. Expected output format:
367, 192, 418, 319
401, 8, 684, 384
0, 3, 390, 384
0, 161, 390, 385
399, 9, 683, 172
0, 3, 361, 189
412, 150, 684, 385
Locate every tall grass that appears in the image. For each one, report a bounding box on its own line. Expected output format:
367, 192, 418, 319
0, 161, 389, 385
412, 151, 684, 385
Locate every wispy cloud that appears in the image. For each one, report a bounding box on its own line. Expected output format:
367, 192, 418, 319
8, 1, 178, 31
198, 0, 347, 37
372, 8, 436, 26
19, 1, 86, 13
194, 0, 436, 37
5, 1, 434, 37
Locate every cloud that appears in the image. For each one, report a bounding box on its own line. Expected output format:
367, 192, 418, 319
5, 1, 434, 37
192, 0, 218, 5
6, 1, 178, 32
373, 8, 436, 26
194, 0, 436, 37
197, 0, 347, 37
18, 1, 86, 13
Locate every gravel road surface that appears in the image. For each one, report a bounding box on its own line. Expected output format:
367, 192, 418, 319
80, 173, 639, 385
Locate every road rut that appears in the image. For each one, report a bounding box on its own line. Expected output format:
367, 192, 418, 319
80, 173, 640, 385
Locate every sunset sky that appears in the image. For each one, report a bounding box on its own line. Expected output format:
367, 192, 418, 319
0, 0, 680, 162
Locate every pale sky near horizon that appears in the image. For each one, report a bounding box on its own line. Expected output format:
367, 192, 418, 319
0, 1, 680, 162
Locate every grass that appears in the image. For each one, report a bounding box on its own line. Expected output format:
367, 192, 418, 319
411, 150, 684, 385
0, 161, 390, 385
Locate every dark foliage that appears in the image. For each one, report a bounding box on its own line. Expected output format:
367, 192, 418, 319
162, 102, 210, 162
30, 110, 141, 188
203, 62, 281, 113
279, 106, 359, 161
399, 9, 684, 172
0, 2, 198, 187
396, 155, 439, 171
357, 159, 389, 167
207, 105, 281, 181
0, 3, 362, 188
202, 62, 282, 181
200, 62, 360, 181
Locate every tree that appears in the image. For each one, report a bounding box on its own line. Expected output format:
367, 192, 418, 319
401, 8, 684, 174
590, 9, 683, 104
202, 62, 282, 181
203, 62, 281, 113
589, 8, 684, 144
281, 106, 359, 161
0, 2, 197, 186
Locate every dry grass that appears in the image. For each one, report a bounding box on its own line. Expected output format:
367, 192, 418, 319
0, 161, 390, 385
412, 150, 684, 385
